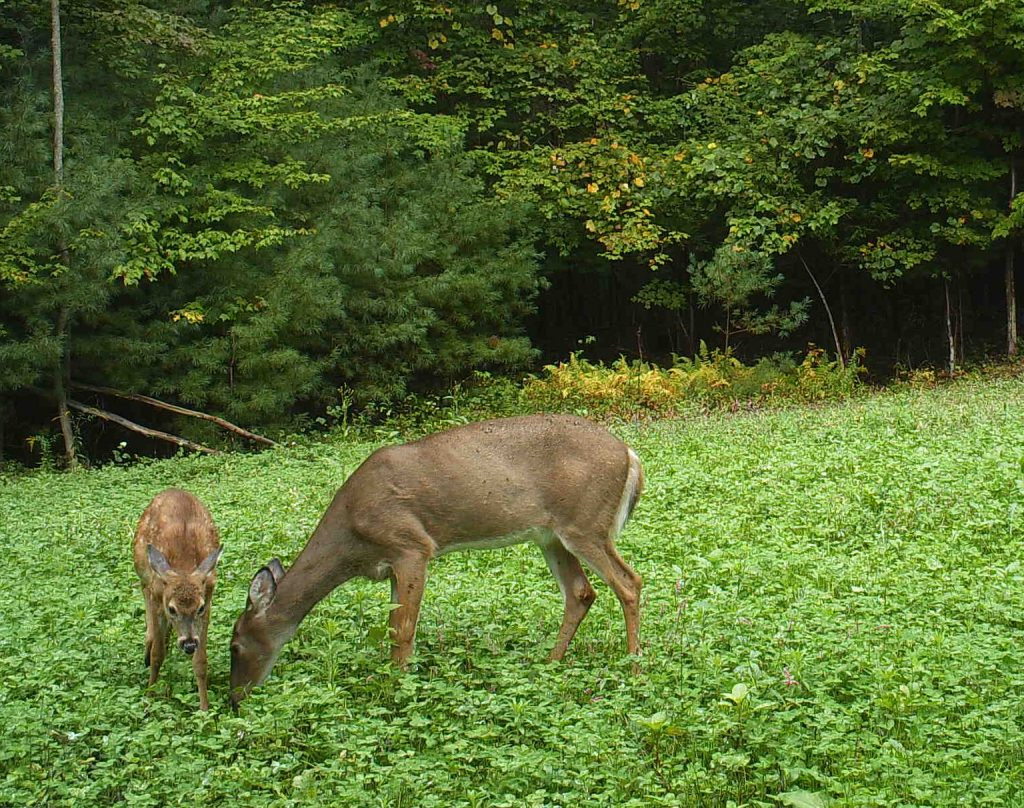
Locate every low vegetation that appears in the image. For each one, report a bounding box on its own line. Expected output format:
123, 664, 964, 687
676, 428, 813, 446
2, 375, 1023, 805
522, 346, 864, 418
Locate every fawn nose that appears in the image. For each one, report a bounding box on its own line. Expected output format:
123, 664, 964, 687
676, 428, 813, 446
180, 638, 198, 655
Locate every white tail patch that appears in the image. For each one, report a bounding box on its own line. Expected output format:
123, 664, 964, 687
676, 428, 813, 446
611, 448, 644, 539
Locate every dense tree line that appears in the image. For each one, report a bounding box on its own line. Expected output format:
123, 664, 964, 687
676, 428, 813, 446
2, 0, 1022, 463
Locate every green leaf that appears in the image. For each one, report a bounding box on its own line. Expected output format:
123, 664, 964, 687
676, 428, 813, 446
775, 791, 828, 808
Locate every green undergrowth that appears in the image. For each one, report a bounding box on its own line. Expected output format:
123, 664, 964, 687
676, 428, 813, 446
2, 376, 1024, 805
326, 347, 863, 444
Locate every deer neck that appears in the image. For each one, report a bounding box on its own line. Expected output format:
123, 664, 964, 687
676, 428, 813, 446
264, 521, 363, 640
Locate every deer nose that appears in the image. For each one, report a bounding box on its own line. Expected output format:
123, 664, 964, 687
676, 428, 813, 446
180, 638, 198, 655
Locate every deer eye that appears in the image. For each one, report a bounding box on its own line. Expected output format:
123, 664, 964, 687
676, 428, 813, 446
197, 603, 206, 616
167, 605, 178, 617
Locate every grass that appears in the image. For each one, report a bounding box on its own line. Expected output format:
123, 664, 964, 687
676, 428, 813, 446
2, 375, 1024, 806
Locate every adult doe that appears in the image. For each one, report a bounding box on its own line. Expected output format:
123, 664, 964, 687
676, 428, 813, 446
229, 414, 644, 708
133, 488, 222, 711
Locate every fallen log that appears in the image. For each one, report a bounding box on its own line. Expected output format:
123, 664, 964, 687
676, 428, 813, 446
66, 399, 220, 455
70, 383, 278, 447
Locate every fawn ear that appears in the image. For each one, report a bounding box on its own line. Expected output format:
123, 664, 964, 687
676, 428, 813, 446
147, 544, 173, 579
196, 546, 222, 577
267, 557, 286, 584
248, 566, 277, 613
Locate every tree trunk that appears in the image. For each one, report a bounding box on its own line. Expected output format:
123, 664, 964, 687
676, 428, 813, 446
50, 0, 76, 469
54, 306, 76, 468
944, 278, 956, 374
51, 0, 64, 185
1007, 156, 1018, 358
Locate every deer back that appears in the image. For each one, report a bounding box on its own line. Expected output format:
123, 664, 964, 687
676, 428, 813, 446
332, 414, 639, 551
133, 488, 221, 607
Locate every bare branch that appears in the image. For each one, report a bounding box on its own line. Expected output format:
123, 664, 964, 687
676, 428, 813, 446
66, 399, 220, 455
70, 383, 278, 447
797, 252, 845, 369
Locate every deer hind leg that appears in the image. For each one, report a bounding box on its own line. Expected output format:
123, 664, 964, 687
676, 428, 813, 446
540, 538, 597, 660
192, 607, 212, 711
388, 553, 429, 668
559, 532, 643, 658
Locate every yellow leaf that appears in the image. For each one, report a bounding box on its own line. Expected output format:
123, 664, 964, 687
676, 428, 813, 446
861, 147, 874, 158
634, 177, 645, 187
587, 183, 599, 193
707, 142, 717, 150
791, 213, 801, 223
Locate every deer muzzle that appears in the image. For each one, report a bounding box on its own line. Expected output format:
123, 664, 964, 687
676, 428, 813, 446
180, 638, 198, 655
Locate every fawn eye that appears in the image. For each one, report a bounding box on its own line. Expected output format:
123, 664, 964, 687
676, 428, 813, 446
167, 605, 178, 617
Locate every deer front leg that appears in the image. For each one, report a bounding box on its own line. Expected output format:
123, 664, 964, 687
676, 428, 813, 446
192, 608, 211, 711
143, 589, 155, 667
145, 592, 169, 687
388, 555, 428, 668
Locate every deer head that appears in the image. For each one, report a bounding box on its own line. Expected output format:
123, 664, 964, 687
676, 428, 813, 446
147, 544, 222, 655
229, 557, 286, 708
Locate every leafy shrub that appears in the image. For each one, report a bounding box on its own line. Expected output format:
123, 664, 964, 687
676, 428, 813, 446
522, 344, 864, 418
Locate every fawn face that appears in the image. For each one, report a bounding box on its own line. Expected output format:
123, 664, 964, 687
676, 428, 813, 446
230, 558, 285, 709
147, 544, 222, 655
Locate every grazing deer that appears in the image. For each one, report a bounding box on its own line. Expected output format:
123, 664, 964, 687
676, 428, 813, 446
229, 414, 644, 708
133, 488, 223, 711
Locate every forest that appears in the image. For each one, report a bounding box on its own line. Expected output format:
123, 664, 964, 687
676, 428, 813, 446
2, 0, 1023, 465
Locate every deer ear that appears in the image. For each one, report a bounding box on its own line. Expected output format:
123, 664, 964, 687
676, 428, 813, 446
147, 544, 173, 579
267, 557, 286, 584
196, 546, 222, 577
248, 566, 277, 613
